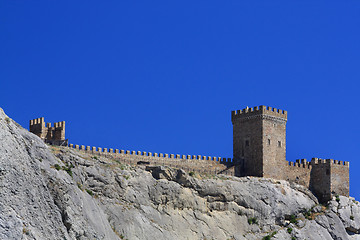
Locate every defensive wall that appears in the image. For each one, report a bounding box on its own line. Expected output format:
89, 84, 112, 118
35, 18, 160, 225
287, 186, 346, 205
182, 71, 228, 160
231, 105, 349, 202
64, 142, 349, 202
67, 144, 236, 176
285, 159, 311, 187
30, 105, 350, 202
284, 158, 349, 202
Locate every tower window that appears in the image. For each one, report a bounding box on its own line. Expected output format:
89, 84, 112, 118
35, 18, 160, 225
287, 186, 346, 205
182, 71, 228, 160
326, 169, 330, 175
278, 141, 281, 147
268, 139, 271, 145
245, 140, 249, 147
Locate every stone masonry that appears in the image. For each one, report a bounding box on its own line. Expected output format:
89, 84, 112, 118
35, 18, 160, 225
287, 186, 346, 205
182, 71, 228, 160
232, 106, 287, 178
232, 105, 349, 202
30, 106, 350, 202
29, 117, 68, 146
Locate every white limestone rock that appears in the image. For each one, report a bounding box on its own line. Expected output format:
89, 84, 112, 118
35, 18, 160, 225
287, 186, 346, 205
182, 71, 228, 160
330, 196, 360, 235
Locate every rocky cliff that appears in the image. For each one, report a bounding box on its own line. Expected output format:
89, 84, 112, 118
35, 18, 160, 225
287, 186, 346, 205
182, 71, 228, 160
0, 107, 359, 240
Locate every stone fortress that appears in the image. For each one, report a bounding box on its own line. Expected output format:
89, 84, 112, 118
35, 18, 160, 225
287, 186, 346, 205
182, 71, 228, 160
29, 105, 349, 202
29, 118, 68, 146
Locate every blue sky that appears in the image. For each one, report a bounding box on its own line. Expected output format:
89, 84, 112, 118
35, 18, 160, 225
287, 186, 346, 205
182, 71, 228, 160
1, 1, 359, 199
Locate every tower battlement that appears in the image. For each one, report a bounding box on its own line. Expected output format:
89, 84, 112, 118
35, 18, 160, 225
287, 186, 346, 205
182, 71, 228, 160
311, 158, 349, 167
53, 121, 65, 129
30, 117, 45, 126
231, 105, 287, 123
29, 117, 46, 139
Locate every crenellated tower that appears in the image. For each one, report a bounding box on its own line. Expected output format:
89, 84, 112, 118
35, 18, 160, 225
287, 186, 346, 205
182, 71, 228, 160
310, 158, 350, 202
231, 105, 287, 178
29, 117, 67, 146
29, 117, 47, 139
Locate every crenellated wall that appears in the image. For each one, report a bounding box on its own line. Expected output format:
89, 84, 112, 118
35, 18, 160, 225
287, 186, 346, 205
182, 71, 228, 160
67, 144, 235, 176
29, 105, 350, 203
285, 159, 312, 187
64, 140, 349, 203
283, 157, 349, 202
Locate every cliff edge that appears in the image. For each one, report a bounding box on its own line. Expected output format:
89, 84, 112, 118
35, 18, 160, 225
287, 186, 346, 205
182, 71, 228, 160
0, 108, 359, 240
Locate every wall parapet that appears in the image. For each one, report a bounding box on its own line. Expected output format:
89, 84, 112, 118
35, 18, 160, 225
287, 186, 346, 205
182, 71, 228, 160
66, 143, 235, 177
54, 121, 65, 129
287, 159, 311, 169
67, 143, 233, 163
310, 158, 349, 167
286, 158, 349, 169
30, 117, 45, 126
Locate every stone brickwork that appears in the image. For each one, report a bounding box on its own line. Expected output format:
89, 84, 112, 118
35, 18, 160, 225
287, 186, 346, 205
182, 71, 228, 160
29, 117, 68, 146
232, 106, 287, 179
285, 159, 312, 187
330, 160, 350, 197
67, 144, 235, 176
29, 105, 350, 202
232, 105, 350, 202
309, 158, 350, 202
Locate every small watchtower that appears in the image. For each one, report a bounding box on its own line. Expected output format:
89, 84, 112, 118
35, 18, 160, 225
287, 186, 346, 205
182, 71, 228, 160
231, 105, 287, 178
29, 117, 67, 146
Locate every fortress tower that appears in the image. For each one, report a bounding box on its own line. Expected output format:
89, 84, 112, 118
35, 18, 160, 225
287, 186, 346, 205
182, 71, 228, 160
29, 117, 67, 146
231, 106, 288, 178
231, 105, 349, 202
